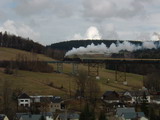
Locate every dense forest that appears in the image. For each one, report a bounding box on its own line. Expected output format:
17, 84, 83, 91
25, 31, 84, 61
47, 40, 142, 51
0, 31, 65, 59
0, 31, 45, 54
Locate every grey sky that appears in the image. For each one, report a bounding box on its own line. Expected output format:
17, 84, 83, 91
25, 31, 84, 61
0, 0, 160, 45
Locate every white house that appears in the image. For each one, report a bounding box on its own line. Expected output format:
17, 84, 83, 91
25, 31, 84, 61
18, 93, 31, 107
49, 96, 65, 112
30, 95, 53, 103
123, 90, 150, 104
151, 96, 160, 104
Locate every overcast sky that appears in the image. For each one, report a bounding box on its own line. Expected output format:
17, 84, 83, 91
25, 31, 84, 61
0, 0, 160, 45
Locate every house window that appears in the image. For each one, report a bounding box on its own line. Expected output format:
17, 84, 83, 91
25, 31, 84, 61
51, 105, 53, 108
25, 100, 28, 102
20, 100, 24, 102
20, 104, 24, 106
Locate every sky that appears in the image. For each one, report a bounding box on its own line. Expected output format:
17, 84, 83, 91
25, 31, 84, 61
0, 0, 160, 45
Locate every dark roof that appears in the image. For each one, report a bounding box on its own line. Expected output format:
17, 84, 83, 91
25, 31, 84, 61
40, 112, 53, 117
58, 113, 79, 120
40, 97, 52, 103
103, 91, 119, 100
18, 113, 53, 120
18, 93, 30, 99
125, 90, 150, 97
0, 114, 6, 120
20, 114, 42, 120
116, 107, 135, 116
16, 113, 29, 119
123, 112, 145, 119
51, 96, 63, 103
121, 95, 132, 101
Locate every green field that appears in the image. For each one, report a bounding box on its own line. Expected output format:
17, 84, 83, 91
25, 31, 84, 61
0, 47, 144, 97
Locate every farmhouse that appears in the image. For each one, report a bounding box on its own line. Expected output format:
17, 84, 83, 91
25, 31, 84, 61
18, 93, 31, 107
102, 91, 120, 103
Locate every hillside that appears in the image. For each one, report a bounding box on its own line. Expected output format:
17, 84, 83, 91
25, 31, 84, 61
0, 47, 54, 61
0, 63, 144, 97
47, 40, 142, 51
0, 68, 144, 97
0, 47, 144, 97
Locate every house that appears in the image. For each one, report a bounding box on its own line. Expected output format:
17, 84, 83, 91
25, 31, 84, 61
102, 91, 120, 103
49, 96, 65, 112
15, 113, 29, 120
0, 114, 9, 120
123, 90, 150, 104
55, 112, 79, 120
18, 93, 31, 107
121, 112, 148, 120
19, 114, 53, 120
30, 95, 53, 103
116, 107, 147, 120
151, 95, 160, 104
120, 95, 132, 104
116, 107, 135, 117
18, 93, 65, 112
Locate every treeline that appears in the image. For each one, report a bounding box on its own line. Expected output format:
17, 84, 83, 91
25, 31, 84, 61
47, 40, 142, 51
0, 54, 54, 73
0, 31, 45, 53
0, 31, 66, 60
107, 49, 160, 75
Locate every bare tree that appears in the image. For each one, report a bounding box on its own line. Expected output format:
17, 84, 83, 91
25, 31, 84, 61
1, 79, 15, 119
75, 70, 88, 98
144, 70, 160, 91
75, 70, 100, 104
86, 77, 100, 104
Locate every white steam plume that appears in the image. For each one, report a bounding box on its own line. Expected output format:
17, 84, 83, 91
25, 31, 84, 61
85, 26, 102, 39
72, 26, 102, 40
65, 41, 158, 57
151, 32, 160, 41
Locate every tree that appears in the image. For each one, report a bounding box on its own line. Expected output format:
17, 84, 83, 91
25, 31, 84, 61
1, 79, 15, 119
86, 77, 100, 105
144, 70, 160, 91
3, 31, 8, 47
99, 111, 107, 120
39, 115, 46, 120
80, 103, 95, 120
0, 32, 2, 46
141, 92, 149, 117
75, 70, 88, 97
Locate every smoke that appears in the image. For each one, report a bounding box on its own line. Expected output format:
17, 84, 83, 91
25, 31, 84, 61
85, 26, 102, 39
151, 32, 160, 41
65, 41, 159, 57
72, 26, 102, 40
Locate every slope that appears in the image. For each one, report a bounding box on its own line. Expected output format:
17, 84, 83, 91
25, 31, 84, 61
0, 47, 54, 61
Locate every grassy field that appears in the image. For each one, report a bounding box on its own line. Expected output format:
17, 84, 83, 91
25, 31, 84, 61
0, 47, 144, 97
0, 47, 54, 61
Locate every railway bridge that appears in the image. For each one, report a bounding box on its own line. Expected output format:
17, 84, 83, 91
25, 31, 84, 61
46, 58, 160, 81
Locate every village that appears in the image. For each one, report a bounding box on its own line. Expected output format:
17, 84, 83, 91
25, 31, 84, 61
1, 0, 160, 119
1, 86, 160, 120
